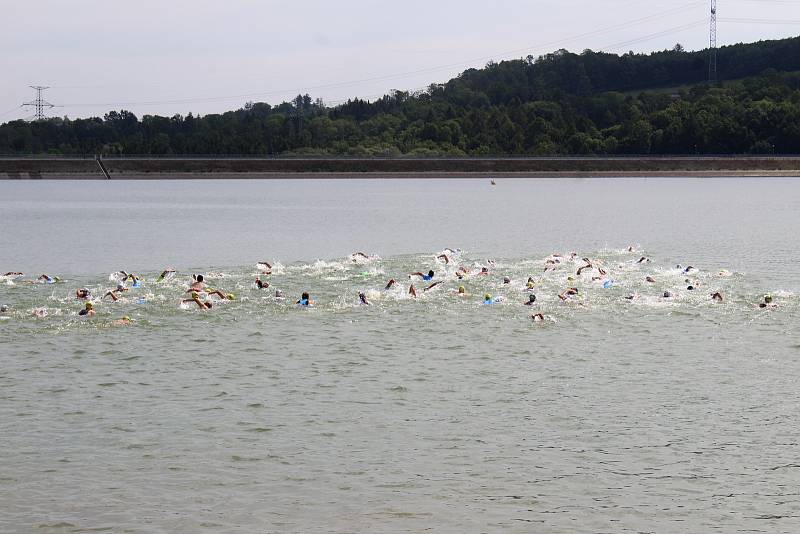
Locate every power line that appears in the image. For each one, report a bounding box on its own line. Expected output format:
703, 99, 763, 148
56, 1, 706, 110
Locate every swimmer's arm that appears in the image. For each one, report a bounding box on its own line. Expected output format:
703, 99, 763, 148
424, 281, 443, 292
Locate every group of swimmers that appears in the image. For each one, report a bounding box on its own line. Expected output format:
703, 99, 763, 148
0, 250, 782, 323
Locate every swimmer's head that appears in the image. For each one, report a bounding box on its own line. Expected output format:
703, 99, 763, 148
428, 270, 434, 277
301, 292, 310, 300
122, 316, 131, 321
687, 285, 695, 291
764, 294, 773, 303
85, 302, 93, 310
663, 291, 672, 298
458, 286, 465, 294
503, 277, 511, 284
484, 293, 492, 301
0, 304, 8, 312
567, 276, 574, 281
196, 274, 204, 283
206, 302, 213, 309
227, 293, 235, 300
275, 290, 283, 298
529, 294, 536, 303
527, 281, 534, 289
53, 276, 61, 282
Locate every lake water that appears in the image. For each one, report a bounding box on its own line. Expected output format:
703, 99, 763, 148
1, 178, 800, 533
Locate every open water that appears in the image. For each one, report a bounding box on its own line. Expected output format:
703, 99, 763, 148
1, 178, 800, 533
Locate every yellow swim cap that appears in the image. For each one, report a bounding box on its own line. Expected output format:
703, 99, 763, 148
191, 291, 199, 299
484, 293, 491, 300
458, 286, 465, 293
527, 281, 534, 288
122, 316, 131, 321
85, 302, 93, 310
227, 293, 235, 300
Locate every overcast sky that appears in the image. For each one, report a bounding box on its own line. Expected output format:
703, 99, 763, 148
2, 0, 799, 121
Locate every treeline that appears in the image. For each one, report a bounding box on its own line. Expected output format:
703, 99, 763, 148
2, 36, 800, 156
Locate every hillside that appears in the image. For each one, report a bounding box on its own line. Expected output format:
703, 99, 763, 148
2, 35, 800, 156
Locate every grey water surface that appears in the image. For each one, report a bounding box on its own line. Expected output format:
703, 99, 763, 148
1, 178, 799, 533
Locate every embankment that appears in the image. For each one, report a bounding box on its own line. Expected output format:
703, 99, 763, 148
1, 156, 799, 178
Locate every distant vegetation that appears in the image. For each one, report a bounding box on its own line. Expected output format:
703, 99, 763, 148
3, 36, 800, 156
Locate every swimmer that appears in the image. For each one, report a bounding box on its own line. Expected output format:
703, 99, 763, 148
0, 304, 8, 313
662, 291, 673, 298
436, 254, 450, 265
526, 281, 535, 290
32, 307, 48, 318
76, 288, 91, 300
687, 285, 695, 291
758, 295, 777, 309
274, 289, 285, 301
456, 285, 467, 297
637, 257, 650, 264
624, 294, 638, 300
683, 266, 696, 274
255, 277, 270, 289
646, 276, 656, 283
111, 316, 132, 326
297, 292, 313, 306
531, 313, 546, 322
384, 278, 397, 290
477, 267, 489, 276
78, 302, 95, 317
483, 293, 495, 305
256, 261, 272, 274
182, 292, 212, 309
2, 272, 23, 278
188, 274, 206, 292
36, 274, 60, 284
156, 269, 176, 282
408, 285, 417, 298
423, 281, 444, 292
410, 270, 435, 281
503, 276, 511, 284
627, 246, 636, 252
524, 294, 537, 305
359, 292, 370, 305
711, 292, 723, 302
103, 281, 128, 301
558, 288, 579, 301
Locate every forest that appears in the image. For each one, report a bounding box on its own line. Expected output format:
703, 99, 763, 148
2, 35, 800, 156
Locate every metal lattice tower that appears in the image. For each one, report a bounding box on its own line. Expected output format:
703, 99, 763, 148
23, 86, 55, 121
709, 0, 718, 82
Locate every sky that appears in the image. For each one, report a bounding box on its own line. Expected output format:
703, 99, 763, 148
2, 0, 800, 122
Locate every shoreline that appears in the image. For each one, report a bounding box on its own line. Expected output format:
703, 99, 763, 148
1, 156, 799, 178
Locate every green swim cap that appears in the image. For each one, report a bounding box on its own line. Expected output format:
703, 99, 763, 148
191, 291, 199, 299
85, 302, 93, 310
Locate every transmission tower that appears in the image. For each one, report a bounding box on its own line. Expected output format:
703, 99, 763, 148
709, 0, 718, 82
23, 86, 55, 121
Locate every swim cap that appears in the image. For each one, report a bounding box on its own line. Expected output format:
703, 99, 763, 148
527, 281, 534, 289
191, 291, 199, 299
484, 293, 491, 301
765, 294, 773, 303
529, 294, 536, 302
54, 277, 61, 282
227, 293, 235, 300
503, 277, 511, 284
0, 304, 8, 312
567, 276, 574, 281
663, 291, 672, 298
85, 302, 93, 310
458, 286, 465, 293
122, 316, 131, 321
